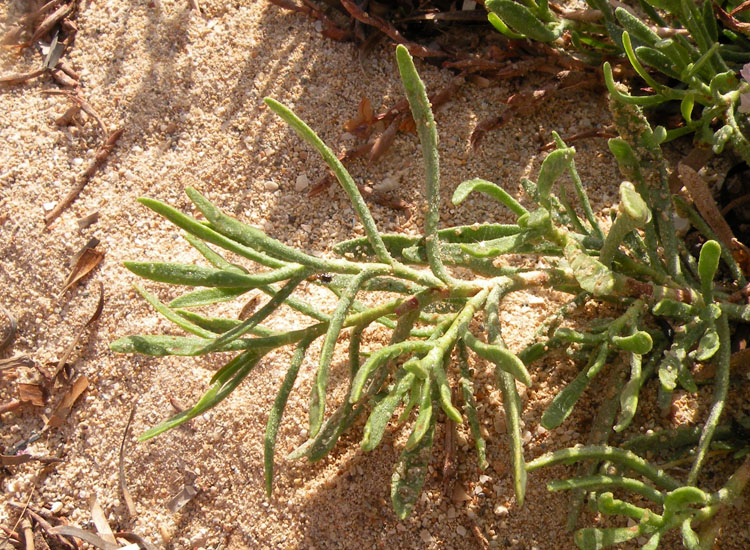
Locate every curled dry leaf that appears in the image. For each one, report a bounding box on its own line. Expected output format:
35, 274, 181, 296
18, 383, 45, 406
44, 375, 88, 429
60, 238, 103, 296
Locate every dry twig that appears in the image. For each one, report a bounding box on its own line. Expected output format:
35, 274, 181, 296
45, 128, 123, 225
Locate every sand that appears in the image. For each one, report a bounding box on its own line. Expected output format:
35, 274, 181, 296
1, 1, 748, 549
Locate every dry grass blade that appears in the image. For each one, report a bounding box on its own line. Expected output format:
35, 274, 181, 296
59, 243, 104, 296
0, 356, 35, 372
45, 128, 123, 226
89, 496, 116, 545
0, 68, 45, 86
2, 492, 33, 550
0, 400, 22, 414
0, 305, 18, 352
118, 406, 138, 517
44, 375, 88, 429
114, 532, 157, 550
49, 526, 120, 550
20, 519, 33, 550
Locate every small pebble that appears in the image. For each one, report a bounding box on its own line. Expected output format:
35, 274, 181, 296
264, 180, 279, 192
494, 504, 509, 517
295, 173, 309, 191
419, 529, 433, 543
49, 501, 63, 514
456, 525, 467, 537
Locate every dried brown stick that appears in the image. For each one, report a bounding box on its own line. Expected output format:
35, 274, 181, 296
540, 126, 617, 151
0, 69, 46, 85
119, 405, 138, 517
30, 2, 73, 45
45, 128, 123, 226
339, 0, 446, 58
21, 519, 33, 550
51, 283, 104, 380
0, 400, 23, 414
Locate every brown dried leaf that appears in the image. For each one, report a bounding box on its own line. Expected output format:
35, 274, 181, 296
678, 164, 737, 247
60, 245, 104, 296
44, 375, 88, 429
18, 383, 45, 406
76, 212, 99, 229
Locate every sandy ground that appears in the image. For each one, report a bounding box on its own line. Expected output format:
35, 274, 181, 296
1, 1, 748, 549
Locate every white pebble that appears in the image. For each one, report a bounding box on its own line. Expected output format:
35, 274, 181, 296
295, 173, 310, 192
43, 201, 56, 211
49, 501, 63, 514
264, 180, 279, 192
494, 504, 509, 517
72, 157, 84, 166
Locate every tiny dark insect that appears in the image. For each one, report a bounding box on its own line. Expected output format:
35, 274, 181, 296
308, 273, 334, 283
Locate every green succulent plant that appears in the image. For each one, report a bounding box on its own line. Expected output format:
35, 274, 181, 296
112, 46, 749, 547
486, 0, 750, 163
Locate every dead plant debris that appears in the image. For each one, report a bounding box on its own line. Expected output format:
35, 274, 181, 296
59, 240, 104, 297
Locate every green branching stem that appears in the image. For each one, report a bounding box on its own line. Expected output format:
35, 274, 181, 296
310, 266, 389, 436
264, 98, 393, 266
688, 313, 731, 485
527, 445, 682, 491
485, 283, 527, 506
396, 45, 457, 288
